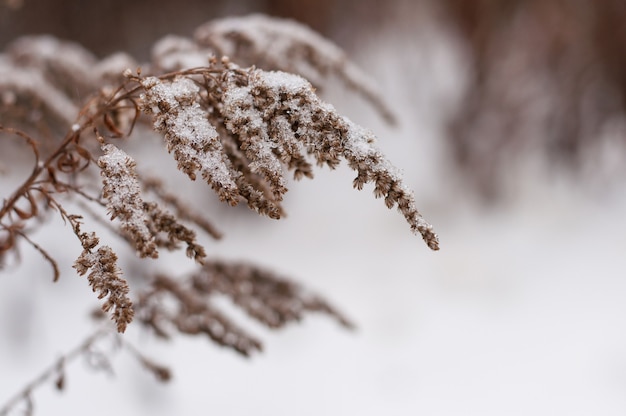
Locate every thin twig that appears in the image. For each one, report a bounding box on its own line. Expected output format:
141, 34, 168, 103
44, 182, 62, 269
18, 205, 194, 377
13, 229, 60, 282
0, 328, 111, 416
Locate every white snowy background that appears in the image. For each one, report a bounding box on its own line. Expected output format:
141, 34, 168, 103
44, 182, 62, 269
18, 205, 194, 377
2, 7, 626, 416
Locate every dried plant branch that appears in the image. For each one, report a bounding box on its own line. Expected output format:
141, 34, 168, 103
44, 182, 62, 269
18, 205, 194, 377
1, 18, 437, 334
138, 260, 352, 357
0, 329, 110, 416
142, 177, 223, 240
1, 15, 437, 337
74, 244, 134, 333
0, 60, 79, 131
12, 229, 60, 282
42, 197, 135, 333
98, 141, 159, 259
143, 273, 264, 356
0, 326, 172, 416
126, 62, 438, 248
118, 336, 172, 383
192, 260, 355, 330
1, 13, 440, 413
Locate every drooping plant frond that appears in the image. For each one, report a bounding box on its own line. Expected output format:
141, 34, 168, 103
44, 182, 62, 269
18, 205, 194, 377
139, 260, 353, 356
127, 61, 439, 248
0, 13, 439, 414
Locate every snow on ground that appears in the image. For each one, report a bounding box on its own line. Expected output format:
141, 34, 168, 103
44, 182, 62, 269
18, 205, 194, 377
2, 18, 626, 416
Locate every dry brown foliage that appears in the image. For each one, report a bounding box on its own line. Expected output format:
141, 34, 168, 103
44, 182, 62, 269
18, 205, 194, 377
0, 14, 437, 414
440, 0, 626, 196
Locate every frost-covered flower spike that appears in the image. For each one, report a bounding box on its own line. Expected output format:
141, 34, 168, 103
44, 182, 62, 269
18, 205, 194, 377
98, 141, 208, 263
134, 62, 438, 250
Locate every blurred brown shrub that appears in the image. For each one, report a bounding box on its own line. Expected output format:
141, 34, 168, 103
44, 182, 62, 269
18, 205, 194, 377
440, 0, 626, 196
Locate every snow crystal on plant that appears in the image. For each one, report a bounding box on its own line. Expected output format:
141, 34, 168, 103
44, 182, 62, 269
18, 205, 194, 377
99, 144, 157, 258
140, 76, 239, 201
342, 120, 377, 158
142, 76, 198, 112
257, 70, 312, 93
222, 77, 288, 197
169, 102, 238, 192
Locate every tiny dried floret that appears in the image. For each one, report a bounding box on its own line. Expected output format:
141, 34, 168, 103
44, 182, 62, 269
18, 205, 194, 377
73, 245, 134, 333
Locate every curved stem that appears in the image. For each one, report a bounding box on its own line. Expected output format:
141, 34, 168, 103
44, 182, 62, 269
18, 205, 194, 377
0, 329, 111, 416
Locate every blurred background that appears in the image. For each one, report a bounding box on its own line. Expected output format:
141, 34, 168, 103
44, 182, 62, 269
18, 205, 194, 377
2, 0, 626, 415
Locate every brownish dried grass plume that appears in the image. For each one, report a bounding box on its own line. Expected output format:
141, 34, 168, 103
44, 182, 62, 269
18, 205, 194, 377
0, 14, 438, 415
